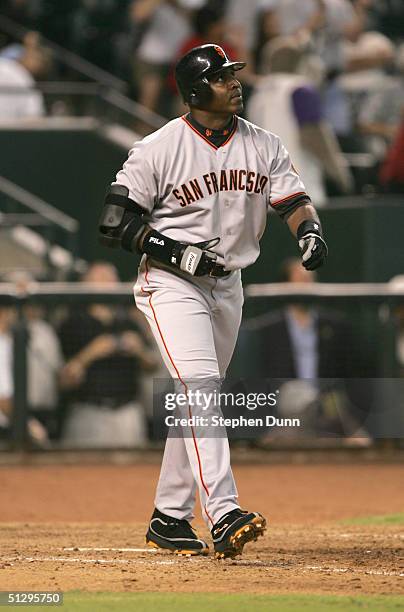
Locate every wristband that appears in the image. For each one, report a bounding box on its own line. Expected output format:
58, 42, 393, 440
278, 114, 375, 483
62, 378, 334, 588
297, 220, 323, 240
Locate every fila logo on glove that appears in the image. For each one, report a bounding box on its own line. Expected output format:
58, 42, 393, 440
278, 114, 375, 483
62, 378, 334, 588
150, 237, 164, 246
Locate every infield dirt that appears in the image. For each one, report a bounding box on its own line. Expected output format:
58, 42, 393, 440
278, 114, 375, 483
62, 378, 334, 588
0, 463, 403, 596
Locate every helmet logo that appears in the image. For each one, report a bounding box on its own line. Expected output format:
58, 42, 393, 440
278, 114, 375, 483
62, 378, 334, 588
206, 129, 213, 137
214, 46, 226, 59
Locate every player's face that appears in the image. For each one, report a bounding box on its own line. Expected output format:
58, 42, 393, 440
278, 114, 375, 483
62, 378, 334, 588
207, 68, 243, 114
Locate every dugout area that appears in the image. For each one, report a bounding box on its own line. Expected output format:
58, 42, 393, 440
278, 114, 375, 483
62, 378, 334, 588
0, 454, 403, 610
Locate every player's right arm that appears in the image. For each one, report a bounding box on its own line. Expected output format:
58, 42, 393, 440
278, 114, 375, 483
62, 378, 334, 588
98, 142, 219, 277
98, 138, 157, 252
98, 187, 218, 276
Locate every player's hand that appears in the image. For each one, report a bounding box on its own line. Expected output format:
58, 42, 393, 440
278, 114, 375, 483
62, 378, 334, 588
296, 219, 327, 271
298, 232, 328, 270
175, 238, 220, 276
178, 244, 217, 276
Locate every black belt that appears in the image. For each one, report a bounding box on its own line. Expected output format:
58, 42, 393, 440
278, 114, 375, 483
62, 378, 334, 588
208, 263, 231, 278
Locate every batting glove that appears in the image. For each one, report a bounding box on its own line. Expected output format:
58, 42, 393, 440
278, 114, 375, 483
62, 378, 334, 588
297, 220, 328, 271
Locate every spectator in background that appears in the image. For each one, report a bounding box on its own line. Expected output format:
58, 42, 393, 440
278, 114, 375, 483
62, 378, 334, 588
248, 258, 360, 380
0, 30, 41, 62
337, 30, 395, 118
175, 3, 237, 70
275, 0, 393, 153
224, 0, 279, 80
111, 0, 157, 81
0, 42, 51, 119
247, 38, 352, 206
169, 3, 238, 113
134, 0, 204, 114
357, 43, 404, 163
379, 117, 404, 193
276, 0, 371, 75
237, 258, 370, 441
0, 273, 63, 446
35, 0, 80, 50
328, 7, 395, 151
253, 1, 281, 72
70, 0, 127, 73
59, 262, 159, 448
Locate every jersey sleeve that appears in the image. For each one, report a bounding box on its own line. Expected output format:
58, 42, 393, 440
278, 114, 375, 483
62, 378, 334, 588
114, 141, 158, 214
268, 135, 311, 220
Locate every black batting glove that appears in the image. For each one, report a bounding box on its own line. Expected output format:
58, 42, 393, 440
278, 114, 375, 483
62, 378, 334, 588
174, 243, 217, 276
141, 229, 220, 276
297, 220, 328, 271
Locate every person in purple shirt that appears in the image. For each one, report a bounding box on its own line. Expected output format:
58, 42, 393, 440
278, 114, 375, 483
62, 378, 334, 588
248, 37, 353, 205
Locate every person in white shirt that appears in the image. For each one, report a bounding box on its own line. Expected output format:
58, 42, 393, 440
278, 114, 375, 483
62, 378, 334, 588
0, 46, 51, 121
248, 38, 352, 205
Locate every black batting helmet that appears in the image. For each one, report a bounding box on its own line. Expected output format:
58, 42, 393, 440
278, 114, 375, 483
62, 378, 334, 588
175, 44, 246, 107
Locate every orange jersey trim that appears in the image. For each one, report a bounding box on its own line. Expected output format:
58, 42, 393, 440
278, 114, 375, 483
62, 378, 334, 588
182, 115, 238, 150
271, 191, 308, 206
141, 258, 214, 526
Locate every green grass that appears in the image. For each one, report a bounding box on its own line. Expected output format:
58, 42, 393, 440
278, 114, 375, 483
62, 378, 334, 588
341, 513, 404, 526
28, 593, 404, 612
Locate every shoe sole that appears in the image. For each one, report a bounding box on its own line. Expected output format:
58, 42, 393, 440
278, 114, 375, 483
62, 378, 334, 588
215, 515, 267, 560
146, 537, 209, 557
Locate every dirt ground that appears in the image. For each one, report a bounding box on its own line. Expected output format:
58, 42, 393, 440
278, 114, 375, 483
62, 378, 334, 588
0, 463, 403, 595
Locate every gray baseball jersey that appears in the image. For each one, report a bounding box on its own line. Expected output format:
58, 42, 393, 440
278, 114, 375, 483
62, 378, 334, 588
115, 114, 310, 527
115, 115, 309, 270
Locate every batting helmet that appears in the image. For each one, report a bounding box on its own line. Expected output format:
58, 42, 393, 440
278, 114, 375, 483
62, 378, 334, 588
175, 44, 246, 107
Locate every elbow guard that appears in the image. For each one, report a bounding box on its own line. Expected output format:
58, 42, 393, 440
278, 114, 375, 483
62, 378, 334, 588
98, 184, 146, 253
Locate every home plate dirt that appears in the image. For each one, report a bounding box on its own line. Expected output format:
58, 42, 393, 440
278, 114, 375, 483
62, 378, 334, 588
0, 463, 403, 595
0, 523, 403, 595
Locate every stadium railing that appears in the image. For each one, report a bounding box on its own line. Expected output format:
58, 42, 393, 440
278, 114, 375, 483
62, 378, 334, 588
0, 282, 403, 451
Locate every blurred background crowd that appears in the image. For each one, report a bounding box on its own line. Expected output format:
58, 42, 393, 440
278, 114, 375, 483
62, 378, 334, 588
0, 0, 403, 450
1, 0, 404, 194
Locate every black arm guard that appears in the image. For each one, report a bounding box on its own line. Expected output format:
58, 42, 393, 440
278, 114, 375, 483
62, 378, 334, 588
98, 184, 146, 253
141, 229, 218, 276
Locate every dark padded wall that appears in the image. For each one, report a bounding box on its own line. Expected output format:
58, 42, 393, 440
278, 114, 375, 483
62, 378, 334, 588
0, 128, 141, 280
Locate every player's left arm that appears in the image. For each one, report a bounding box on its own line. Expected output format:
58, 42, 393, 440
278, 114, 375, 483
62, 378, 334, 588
286, 203, 328, 271
268, 135, 328, 271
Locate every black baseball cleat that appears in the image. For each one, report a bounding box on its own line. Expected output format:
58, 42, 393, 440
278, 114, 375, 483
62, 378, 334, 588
146, 508, 209, 556
211, 508, 267, 559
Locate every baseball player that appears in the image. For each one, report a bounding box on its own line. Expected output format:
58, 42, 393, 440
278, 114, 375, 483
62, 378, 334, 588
98, 44, 327, 559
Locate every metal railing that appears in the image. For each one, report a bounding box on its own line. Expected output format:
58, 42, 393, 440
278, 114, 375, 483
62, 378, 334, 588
245, 282, 404, 303
0, 16, 166, 134
0, 84, 166, 132
0, 282, 402, 450
0, 176, 80, 276
0, 15, 125, 91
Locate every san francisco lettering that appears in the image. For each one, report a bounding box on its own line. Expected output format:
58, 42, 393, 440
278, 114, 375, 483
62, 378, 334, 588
173, 170, 269, 207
